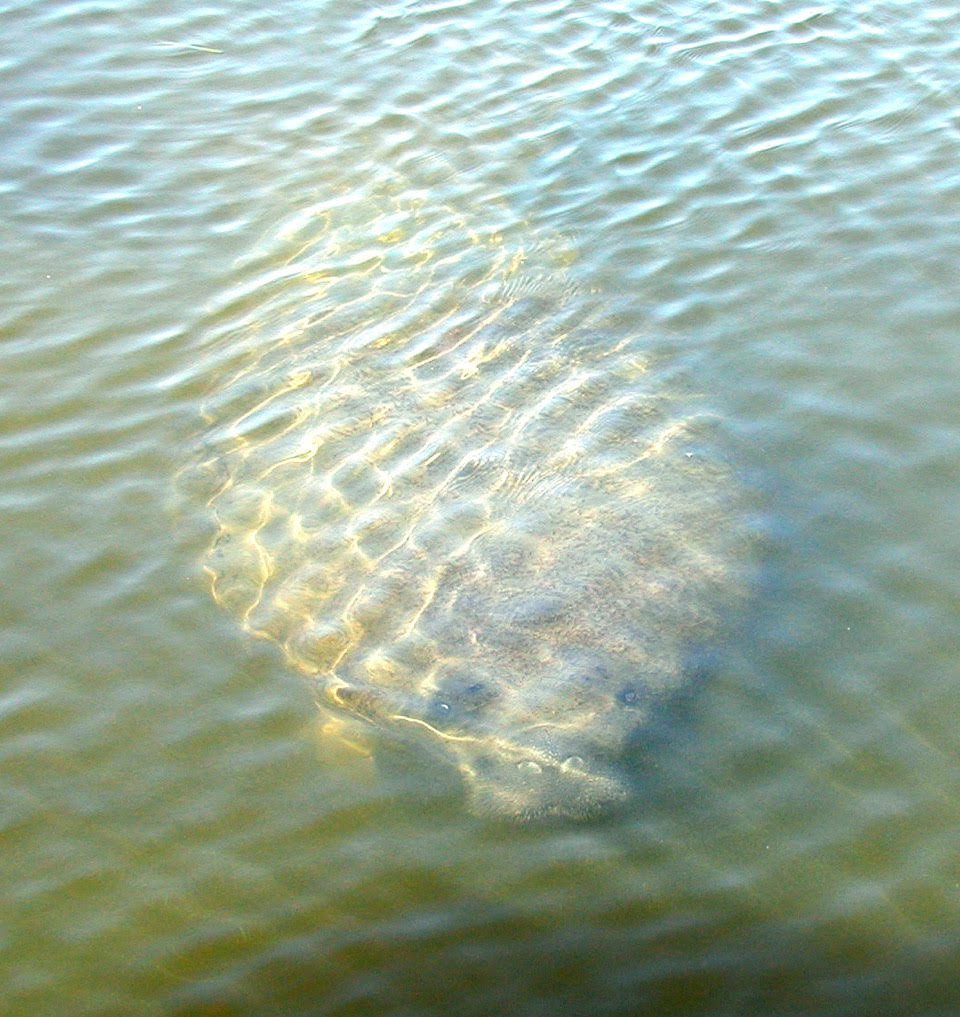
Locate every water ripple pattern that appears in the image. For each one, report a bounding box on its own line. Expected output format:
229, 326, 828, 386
1, 0, 960, 1014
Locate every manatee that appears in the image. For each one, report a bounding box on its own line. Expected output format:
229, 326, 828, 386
180, 181, 749, 820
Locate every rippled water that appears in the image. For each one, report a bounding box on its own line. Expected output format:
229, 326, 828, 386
3, 0, 960, 1013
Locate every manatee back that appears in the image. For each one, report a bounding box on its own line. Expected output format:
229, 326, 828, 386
177, 180, 751, 817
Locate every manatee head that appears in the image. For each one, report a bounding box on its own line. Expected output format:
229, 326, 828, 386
456, 739, 632, 822
412, 613, 668, 822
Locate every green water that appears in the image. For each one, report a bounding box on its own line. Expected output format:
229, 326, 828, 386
3, 0, 960, 1013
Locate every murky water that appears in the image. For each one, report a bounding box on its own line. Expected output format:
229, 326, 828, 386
3, 0, 960, 1013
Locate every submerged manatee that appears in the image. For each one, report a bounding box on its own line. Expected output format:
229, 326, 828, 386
181, 183, 749, 820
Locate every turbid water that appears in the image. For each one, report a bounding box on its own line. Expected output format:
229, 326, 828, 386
3, 1, 960, 1014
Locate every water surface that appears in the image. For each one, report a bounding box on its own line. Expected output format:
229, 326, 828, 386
3, 0, 960, 1014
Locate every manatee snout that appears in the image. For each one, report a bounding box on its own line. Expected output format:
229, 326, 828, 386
458, 746, 630, 822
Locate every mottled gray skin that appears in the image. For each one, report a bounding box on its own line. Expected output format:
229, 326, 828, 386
325, 464, 737, 822
187, 194, 746, 822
